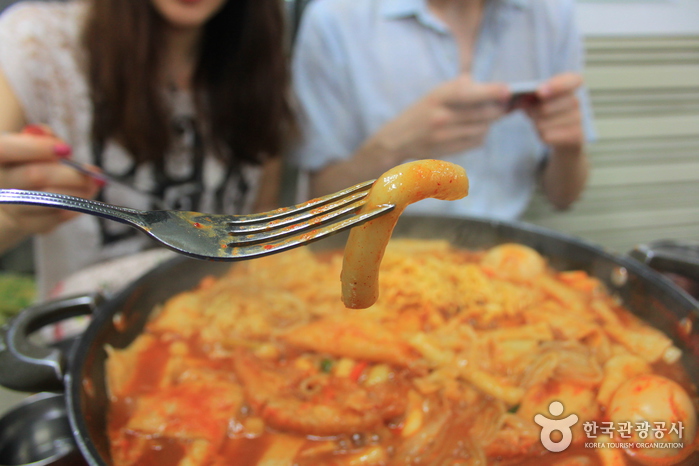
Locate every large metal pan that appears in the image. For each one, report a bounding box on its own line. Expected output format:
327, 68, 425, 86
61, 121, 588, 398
0, 215, 697, 465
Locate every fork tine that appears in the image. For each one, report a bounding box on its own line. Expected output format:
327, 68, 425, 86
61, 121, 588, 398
228, 189, 371, 234
228, 179, 375, 226
228, 198, 368, 245
226, 204, 395, 259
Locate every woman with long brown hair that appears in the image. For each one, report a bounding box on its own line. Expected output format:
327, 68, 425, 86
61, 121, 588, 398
0, 0, 296, 298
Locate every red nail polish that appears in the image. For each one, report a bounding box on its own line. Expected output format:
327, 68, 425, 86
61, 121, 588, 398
94, 178, 107, 188
53, 143, 72, 158
23, 125, 48, 136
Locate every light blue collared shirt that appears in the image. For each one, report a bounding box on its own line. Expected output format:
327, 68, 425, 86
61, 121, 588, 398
291, 0, 596, 220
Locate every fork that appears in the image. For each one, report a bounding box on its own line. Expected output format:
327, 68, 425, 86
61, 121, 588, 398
0, 181, 393, 261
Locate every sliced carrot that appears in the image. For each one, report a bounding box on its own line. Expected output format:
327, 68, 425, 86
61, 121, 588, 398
349, 360, 369, 382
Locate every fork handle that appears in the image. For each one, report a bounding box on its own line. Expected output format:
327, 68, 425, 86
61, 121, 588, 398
0, 189, 146, 226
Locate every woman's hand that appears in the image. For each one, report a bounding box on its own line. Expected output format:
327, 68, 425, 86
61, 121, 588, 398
0, 126, 101, 251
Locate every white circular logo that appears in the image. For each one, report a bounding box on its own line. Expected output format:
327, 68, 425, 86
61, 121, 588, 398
534, 401, 579, 452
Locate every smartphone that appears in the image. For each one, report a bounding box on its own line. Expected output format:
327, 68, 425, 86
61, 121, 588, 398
507, 81, 541, 111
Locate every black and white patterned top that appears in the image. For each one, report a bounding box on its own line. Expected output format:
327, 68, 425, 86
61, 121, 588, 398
0, 1, 262, 298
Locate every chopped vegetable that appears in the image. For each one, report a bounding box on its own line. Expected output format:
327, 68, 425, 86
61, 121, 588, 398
401, 390, 424, 437
364, 363, 391, 386
320, 358, 333, 373
349, 360, 369, 382
334, 357, 355, 377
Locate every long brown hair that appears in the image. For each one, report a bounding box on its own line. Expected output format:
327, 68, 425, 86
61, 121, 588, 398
82, 0, 295, 166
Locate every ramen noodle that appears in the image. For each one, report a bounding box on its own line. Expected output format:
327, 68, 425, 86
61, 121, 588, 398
106, 240, 698, 466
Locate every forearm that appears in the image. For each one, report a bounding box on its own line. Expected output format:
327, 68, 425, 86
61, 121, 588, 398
309, 137, 405, 198
0, 233, 25, 256
0, 68, 26, 133
0, 210, 28, 255
541, 144, 589, 210
0, 71, 32, 253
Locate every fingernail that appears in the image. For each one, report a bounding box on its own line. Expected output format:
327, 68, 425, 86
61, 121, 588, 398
53, 143, 72, 158
23, 125, 47, 136
94, 178, 107, 188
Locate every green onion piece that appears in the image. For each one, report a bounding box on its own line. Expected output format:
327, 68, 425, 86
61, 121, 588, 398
320, 358, 333, 373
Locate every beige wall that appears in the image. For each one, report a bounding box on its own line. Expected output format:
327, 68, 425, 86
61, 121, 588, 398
522, 36, 699, 254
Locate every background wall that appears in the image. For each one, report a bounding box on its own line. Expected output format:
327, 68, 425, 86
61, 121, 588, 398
522, 0, 699, 254
577, 0, 699, 36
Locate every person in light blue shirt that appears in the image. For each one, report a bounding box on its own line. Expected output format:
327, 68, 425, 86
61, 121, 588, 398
291, 0, 596, 220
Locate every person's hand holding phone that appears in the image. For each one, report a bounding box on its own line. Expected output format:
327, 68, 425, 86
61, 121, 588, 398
525, 72, 585, 154
362, 74, 510, 164
506, 81, 541, 112
522, 72, 589, 211
310, 74, 509, 197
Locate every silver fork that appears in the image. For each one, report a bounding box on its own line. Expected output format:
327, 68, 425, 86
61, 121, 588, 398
0, 181, 393, 261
